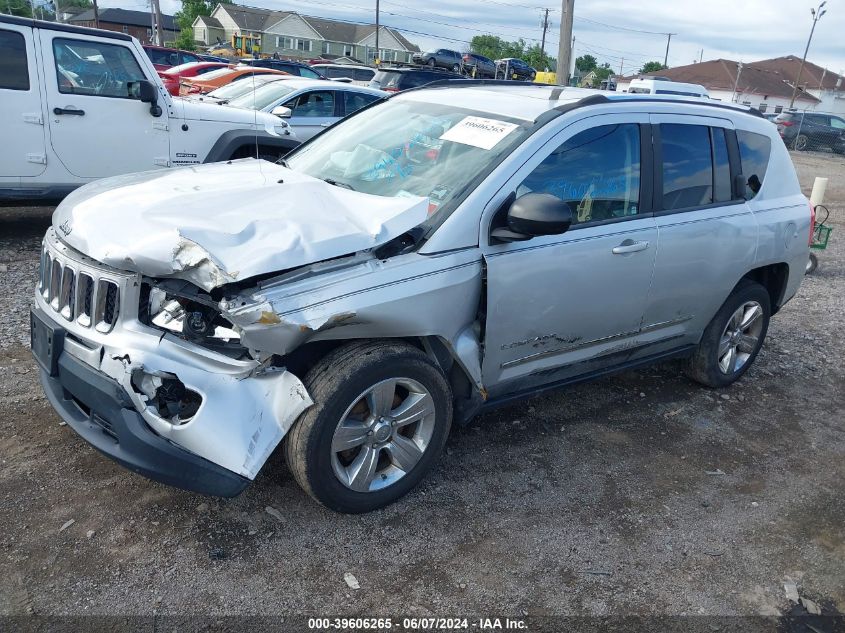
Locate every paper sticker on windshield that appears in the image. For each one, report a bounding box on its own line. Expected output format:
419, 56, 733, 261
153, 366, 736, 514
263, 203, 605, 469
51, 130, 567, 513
439, 116, 519, 150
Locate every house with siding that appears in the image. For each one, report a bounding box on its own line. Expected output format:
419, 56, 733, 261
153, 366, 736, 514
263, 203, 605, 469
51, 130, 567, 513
193, 3, 419, 63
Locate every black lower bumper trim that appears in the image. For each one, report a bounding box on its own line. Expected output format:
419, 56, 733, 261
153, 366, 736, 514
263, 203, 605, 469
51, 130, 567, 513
39, 348, 250, 497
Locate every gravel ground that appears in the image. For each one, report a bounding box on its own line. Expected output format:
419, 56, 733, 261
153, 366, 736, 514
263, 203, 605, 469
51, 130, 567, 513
0, 152, 843, 621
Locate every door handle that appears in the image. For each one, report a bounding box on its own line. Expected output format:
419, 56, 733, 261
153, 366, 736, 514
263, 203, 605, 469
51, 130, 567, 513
612, 239, 649, 254
320, 122, 333, 127
53, 107, 85, 116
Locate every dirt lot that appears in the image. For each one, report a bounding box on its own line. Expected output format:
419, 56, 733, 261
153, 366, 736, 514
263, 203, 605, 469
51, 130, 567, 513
0, 152, 843, 623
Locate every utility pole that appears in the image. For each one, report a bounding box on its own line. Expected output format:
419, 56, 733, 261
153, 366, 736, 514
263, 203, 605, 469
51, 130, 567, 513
92, 0, 99, 28
556, 0, 574, 85
374, 0, 380, 65
731, 61, 743, 102
540, 8, 550, 67
152, 0, 163, 45
663, 33, 673, 67
149, 0, 156, 45
790, 1, 827, 109
619, 57, 624, 74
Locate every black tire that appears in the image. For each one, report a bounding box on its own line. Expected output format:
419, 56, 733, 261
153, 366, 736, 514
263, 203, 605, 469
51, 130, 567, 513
806, 252, 819, 275
793, 134, 810, 151
284, 341, 453, 513
427, 58, 436, 68
452, 63, 461, 73
685, 280, 771, 388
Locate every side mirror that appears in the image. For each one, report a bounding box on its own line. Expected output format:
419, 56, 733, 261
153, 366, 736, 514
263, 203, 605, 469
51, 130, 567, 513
271, 105, 292, 118
137, 80, 162, 117
490, 193, 573, 244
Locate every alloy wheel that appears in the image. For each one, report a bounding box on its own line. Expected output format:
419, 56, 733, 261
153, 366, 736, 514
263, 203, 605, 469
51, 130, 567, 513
717, 301, 765, 375
331, 378, 436, 492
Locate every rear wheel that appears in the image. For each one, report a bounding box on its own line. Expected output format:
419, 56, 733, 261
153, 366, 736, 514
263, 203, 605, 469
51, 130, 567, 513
284, 341, 452, 513
793, 134, 810, 151
686, 280, 771, 388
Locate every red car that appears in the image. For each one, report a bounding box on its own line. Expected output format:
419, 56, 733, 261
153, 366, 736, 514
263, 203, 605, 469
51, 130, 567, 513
158, 61, 232, 96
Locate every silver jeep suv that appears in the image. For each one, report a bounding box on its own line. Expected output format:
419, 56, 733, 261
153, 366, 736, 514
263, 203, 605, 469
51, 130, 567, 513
32, 83, 811, 513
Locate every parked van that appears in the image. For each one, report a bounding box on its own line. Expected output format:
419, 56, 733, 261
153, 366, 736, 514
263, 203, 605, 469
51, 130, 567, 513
0, 16, 298, 204
627, 78, 710, 98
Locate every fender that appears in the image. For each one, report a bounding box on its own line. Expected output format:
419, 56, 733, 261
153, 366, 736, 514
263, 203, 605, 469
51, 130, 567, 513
203, 130, 301, 163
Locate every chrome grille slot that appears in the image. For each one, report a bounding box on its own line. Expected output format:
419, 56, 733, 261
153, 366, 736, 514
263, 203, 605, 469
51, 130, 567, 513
49, 258, 62, 309
37, 230, 129, 335
76, 273, 94, 327
94, 279, 119, 333
59, 267, 76, 321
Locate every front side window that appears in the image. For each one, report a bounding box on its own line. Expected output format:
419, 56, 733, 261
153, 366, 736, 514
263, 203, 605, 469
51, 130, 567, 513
0, 29, 29, 91
517, 123, 641, 225
54, 38, 146, 98
661, 124, 713, 210
288, 91, 335, 117
736, 130, 771, 199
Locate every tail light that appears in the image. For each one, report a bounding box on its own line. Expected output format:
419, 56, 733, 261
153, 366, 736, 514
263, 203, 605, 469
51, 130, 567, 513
808, 200, 815, 246
779, 120, 795, 127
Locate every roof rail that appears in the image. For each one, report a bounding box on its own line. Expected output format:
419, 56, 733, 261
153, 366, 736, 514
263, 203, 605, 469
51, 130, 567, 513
0, 13, 133, 41
399, 78, 545, 95
612, 94, 766, 119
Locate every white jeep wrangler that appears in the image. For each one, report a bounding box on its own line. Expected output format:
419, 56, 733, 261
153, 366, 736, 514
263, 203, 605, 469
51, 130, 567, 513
0, 15, 297, 204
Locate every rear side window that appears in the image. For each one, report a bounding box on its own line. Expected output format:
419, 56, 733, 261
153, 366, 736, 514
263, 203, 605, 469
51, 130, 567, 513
518, 124, 641, 225
736, 130, 771, 199
353, 68, 375, 81
343, 91, 381, 115
0, 29, 29, 90
54, 38, 146, 98
661, 124, 713, 210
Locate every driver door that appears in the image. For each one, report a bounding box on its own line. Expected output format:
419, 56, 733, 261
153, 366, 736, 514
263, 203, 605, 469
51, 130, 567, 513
41, 32, 170, 178
481, 114, 658, 394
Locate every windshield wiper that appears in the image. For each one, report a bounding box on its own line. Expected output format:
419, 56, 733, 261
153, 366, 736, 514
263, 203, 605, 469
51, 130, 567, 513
323, 178, 355, 191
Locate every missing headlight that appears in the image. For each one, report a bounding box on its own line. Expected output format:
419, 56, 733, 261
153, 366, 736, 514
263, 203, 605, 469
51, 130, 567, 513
142, 282, 240, 346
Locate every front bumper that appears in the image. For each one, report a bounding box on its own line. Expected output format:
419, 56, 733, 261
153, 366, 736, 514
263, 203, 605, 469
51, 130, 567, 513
33, 229, 314, 493
40, 348, 249, 497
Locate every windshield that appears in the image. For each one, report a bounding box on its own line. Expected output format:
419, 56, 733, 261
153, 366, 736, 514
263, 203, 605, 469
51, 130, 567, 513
228, 82, 298, 110
285, 98, 533, 233
205, 77, 275, 100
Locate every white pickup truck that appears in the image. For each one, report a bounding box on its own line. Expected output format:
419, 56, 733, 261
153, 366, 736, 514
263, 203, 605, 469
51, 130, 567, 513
0, 15, 298, 204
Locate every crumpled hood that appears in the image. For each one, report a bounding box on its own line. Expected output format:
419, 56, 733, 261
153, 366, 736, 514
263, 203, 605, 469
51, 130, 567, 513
53, 159, 428, 291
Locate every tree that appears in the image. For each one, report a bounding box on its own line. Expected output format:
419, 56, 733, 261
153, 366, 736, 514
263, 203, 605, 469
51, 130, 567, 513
469, 34, 555, 72
590, 62, 613, 87
575, 54, 597, 73
173, 0, 231, 50
7, 0, 54, 18
639, 61, 667, 74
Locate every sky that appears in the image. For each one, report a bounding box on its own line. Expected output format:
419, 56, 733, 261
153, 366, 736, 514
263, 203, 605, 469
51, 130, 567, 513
99, 0, 844, 75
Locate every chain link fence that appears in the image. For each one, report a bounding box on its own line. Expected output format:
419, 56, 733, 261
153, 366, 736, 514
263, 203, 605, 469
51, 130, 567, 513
773, 110, 845, 155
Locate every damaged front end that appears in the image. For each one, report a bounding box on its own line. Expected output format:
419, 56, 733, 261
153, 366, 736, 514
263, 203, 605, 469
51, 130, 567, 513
34, 227, 313, 494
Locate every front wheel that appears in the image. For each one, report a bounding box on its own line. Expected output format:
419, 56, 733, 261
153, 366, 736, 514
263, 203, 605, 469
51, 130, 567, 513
452, 63, 461, 73
685, 280, 771, 388
427, 58, 436, 67
284, 341, 453, 513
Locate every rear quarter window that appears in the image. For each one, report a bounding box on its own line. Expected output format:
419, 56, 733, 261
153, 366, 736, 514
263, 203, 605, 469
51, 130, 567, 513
736, 130, 772, 199
0, 29, 29, 90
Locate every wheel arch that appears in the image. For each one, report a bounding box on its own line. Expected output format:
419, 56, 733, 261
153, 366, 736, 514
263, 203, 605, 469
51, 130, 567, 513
279, 334, 484, 423
739, 262, 789, 315
202, 130, 300, 163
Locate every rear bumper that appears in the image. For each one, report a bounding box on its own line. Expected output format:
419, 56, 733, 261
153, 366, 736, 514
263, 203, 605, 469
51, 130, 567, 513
40, 350, 250, 497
